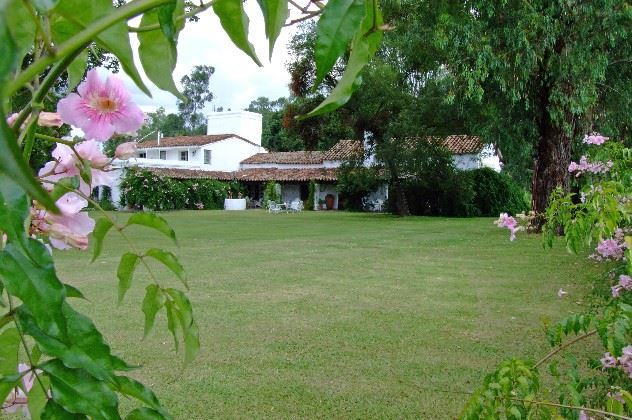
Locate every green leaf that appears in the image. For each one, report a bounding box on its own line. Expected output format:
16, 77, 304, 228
314, 0, 365, 87
256, 0, 288, 59
212, 0, 262, 66
53, 0, 151, 96
164, 300, 180, 351
0, 241, 68, 339
91, 217, 114, 262
144, 248, 187, 288
0, 174, 30, 248
117, 252, 141, 303
125, 407, 168, 420
67, 49, 88, 91
50, 175, 80, 202
16, 304, 132, 383
0, 328, 20, 404
142, 284, 165, 337
50, 17, 88, 92
39, 359, 119, 419
28, 375, 51, 420
0, 115, 58, 211
4, 0, 37, 70
303, 0, 383, 118
138, 8, 184, 99
116, 376, 170, 418
165, 288, 199, 365
0, 3, 18, 81
64, 283, 87, 300
41, 399, 87, 419
125, 213, 177, 244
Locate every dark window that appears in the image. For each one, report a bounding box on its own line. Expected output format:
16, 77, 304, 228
180, 151, 188, 161
159, 150, 166, 160
204, 150, 211, 164
139, 152, 146, 158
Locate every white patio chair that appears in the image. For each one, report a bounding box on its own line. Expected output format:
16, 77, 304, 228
373, 199, 384, 212
268, 201, 282, 214
289, 200, 303, 212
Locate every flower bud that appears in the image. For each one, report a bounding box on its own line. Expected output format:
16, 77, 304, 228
115, 142, 137, 160
38, 112, 63, 127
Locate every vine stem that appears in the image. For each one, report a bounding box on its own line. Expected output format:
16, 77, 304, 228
128, 0, 214, 32
534, 329, 598, 369
507, 395, 632, 420
34, 133, 78, 147
5, 0, 171, 99
6, 294, 49, 400
40, 179, 165, 291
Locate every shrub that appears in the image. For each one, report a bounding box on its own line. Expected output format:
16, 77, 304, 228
403, 169, 478, 217
466, 167, 530, 216
120, 168, 243, 210
306, 179, 316, 210
262, 181, 281, 207
336, 161, 381, 211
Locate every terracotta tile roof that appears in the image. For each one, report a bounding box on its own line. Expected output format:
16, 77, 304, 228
142, 167, 338, 182
137, 134, 259, 149
144, 167, 234, 181
241, 151, 326, 164
324, 139, 363, 161
234, 168, 338, 182
401, 135, 484, 154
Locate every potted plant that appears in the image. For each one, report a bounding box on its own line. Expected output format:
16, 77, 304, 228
318, 198, 326, 210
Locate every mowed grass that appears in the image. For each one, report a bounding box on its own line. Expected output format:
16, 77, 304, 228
52, 211, 599, 419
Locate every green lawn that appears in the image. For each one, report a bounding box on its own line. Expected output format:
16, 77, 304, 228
53, 210, 598, 419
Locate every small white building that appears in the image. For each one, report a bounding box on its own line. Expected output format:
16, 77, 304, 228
111, 111, 500, 210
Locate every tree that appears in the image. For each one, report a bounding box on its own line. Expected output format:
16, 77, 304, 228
136, 106, 186, 140
177, 65, 215, 134
439, 1, 632, 219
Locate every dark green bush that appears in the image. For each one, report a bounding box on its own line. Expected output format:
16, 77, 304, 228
262, 181, 281, 207
466, 168, 529, 216
120, 168, 244, 210
336, 161, 381, 211
402, 169, 478, 217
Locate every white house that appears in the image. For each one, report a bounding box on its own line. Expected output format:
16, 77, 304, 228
111, 111, 500, 209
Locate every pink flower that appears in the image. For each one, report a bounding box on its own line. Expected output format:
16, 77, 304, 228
6, 113, 18, 126
115, 142, 137, 160
596, 238, 625, 260
612, 285, 622, 298
57, 69, 144, 141
495, 213, 521, 241
56, 192, 88, 216
47, 212, 95, 250
39, 140, 113, 194
601, 352, 618, 369
583, 134, 608, 145
619, 275, 632, 290
38, 112, 63, 127
557, 288, 568, 298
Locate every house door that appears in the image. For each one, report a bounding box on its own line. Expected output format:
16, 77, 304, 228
299, 183, 309, 201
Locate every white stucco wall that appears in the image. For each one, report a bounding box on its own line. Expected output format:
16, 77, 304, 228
207, 111, 262, 145
281, 184, 301, 203
452, 153, 481, 170
316, 184, 339, 209
240, 162, 322, 169
136, 137, 264, 171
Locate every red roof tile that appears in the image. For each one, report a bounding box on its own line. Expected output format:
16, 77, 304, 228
144, 167, 234, 181
143, 167, 338, 182
234, 168, 338, 182
324, 139, 363, 161
401, 135, 484, 154
138, 134, 259, 149
241, 151, 325, 164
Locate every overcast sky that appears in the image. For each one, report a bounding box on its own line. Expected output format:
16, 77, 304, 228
123, 3, 298, 115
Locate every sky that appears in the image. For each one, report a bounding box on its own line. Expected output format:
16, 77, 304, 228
122, 2, 298, 115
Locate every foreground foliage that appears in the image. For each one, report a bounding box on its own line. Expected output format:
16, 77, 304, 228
465, 137, 631, 419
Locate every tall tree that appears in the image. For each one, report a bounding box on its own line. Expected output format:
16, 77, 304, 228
177, 65, 215, 134
439, 0, 632, 219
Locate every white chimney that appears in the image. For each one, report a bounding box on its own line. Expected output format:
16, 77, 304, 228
157, 131, 162, 146
206, 110, 262, 145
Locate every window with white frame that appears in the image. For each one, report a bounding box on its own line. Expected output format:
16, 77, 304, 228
204, 149, 211, 164
159, 150, 166, 160
180, 151, 188, 161
138, 152, 146, 158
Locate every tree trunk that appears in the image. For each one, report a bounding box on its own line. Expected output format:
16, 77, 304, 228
392, 178, 410, 216
530, 112, 573, 228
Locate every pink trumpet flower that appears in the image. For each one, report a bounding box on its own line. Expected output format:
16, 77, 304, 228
57, 69, 144, 141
